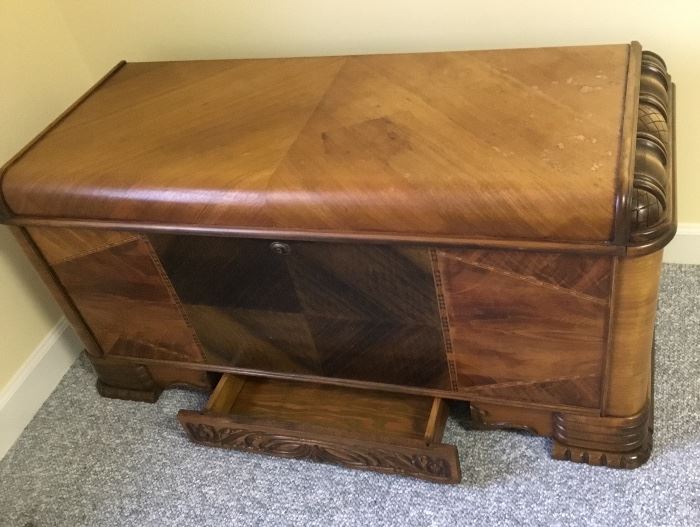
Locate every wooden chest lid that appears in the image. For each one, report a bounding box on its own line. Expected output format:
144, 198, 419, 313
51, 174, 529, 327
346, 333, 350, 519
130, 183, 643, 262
1, 44, 657, 248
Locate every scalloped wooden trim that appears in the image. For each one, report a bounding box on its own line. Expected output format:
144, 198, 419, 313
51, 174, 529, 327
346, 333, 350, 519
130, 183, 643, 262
628, 49, 675, 245
551, 402, 652, 469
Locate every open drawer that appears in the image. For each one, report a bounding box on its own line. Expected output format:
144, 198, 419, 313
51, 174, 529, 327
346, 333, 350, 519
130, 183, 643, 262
178, 374, 461, 483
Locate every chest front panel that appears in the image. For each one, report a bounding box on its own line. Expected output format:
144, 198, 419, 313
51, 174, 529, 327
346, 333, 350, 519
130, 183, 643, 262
28, 226, 612, 409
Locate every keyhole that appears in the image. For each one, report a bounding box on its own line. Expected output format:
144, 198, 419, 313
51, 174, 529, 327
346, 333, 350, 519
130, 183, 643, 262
270, 242, 291, 255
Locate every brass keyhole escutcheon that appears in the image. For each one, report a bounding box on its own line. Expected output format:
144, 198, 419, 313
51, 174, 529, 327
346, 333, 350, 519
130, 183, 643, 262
270, 242, 291, 255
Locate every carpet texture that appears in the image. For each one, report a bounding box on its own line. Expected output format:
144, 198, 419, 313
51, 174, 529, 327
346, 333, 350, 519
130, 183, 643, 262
1, 263, 698, 527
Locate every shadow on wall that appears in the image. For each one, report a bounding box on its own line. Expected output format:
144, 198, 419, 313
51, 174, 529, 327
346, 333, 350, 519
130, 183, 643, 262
0, 225, 59, 323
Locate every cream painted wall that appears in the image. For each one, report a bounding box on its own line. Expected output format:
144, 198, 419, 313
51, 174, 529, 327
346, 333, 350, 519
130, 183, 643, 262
0, 1, 94, 390
56, 0, 700, 223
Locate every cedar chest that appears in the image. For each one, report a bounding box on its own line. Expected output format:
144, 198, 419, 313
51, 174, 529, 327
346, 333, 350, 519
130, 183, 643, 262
0, 42, 676, 483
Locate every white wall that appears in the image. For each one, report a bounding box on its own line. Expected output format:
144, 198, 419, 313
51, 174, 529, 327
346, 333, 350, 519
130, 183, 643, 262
0, 0, 94, 391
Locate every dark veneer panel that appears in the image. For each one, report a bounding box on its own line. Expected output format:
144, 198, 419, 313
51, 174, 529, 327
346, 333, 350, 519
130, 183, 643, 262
150, 235, 450, 389
437, 249, 611, 408
148, 236, 302, 312
32, 228, 205, 363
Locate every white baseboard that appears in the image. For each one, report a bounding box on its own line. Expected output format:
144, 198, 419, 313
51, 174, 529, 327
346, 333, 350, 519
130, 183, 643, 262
663, 223, 700, 265
0, 317, 82, 460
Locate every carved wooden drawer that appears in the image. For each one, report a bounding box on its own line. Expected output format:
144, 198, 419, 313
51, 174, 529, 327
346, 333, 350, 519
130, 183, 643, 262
178, 374, 461, 483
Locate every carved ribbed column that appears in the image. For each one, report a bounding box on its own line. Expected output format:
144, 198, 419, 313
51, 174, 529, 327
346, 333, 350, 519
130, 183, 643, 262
630, 51, 672, 239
